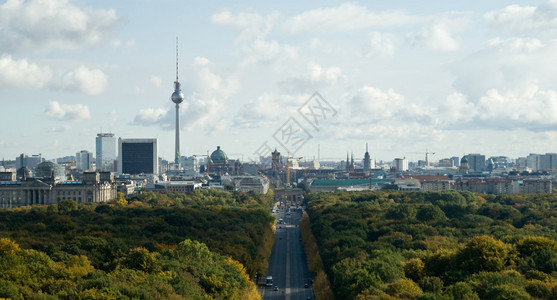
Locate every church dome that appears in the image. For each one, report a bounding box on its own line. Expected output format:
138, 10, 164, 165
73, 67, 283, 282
460, 156, 468, 164
35, 161, 65, 181
210, 146, 228, 162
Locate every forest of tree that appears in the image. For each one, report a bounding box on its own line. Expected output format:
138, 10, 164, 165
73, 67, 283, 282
305, 190, 557, 300
0, 189, 275, 299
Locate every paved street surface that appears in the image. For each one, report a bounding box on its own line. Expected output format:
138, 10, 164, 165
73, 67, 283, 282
260, 203, 314, 300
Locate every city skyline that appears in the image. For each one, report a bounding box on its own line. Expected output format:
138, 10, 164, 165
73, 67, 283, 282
2, 1, 557, 162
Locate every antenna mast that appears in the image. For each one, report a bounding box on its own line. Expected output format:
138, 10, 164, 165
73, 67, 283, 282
176, 36, 179, 82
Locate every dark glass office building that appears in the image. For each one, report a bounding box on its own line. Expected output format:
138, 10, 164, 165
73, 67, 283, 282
118, 138, 158, 175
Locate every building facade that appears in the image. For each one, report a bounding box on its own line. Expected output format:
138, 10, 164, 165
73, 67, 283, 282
466, 153, 486, 172
76, 150, 94, 171
96, 133, 116, 171
0, 170, 117, 208
16, 154, 42, 171
118, 138, 158, 175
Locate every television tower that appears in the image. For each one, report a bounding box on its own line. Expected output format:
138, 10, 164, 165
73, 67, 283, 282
171, 37, 185, 168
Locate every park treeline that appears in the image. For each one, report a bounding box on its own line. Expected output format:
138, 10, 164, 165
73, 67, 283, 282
0, 189, 275, 299
305, 190, 557, 300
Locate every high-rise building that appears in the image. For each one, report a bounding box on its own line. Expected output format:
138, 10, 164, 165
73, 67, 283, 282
450, 156, 460, 167
393, 158, 408, 171
466, 153, 486, 172
118, 138, 158, 175
526, 153, 541, 171
76, 150, 94, 171
96, 133, 116, 171
539, 153, 557, 172
171, 38, 185, 168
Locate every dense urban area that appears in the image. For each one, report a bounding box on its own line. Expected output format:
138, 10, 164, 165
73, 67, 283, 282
2, 142, 557, 299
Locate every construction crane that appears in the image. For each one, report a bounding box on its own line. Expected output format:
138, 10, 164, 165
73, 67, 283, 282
407, 149, 436, 168
285, 154, 303, 187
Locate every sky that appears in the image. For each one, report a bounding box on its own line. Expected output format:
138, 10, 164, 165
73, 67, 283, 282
2, 0, 557, 164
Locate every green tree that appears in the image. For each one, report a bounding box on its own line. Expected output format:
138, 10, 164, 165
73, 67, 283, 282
121, 248, 157, 272
58, 199, 78, 214
386, 278, 423, 299
457, 236, 510, 273
447, 282, 479, 300
416, 205, 447, 224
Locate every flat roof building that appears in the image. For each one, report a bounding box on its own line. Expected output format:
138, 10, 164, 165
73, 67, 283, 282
118, 138, 158, 175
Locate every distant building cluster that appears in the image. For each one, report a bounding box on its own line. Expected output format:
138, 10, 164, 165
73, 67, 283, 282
2, 60, 557, 209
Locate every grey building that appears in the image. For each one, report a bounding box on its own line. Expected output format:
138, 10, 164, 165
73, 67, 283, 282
0, 162, 117, 208
465, 153, 486, 172
15, 153, 42, 171
76, 150, 94, 171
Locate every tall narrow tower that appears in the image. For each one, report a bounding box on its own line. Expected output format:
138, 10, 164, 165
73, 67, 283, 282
364, 143, 371, 172
171, 37, 185, 168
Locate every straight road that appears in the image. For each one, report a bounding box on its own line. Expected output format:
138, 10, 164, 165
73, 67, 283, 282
261, 204, 314, 300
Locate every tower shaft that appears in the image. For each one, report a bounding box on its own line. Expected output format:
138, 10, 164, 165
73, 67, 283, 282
175, 103, 180, 166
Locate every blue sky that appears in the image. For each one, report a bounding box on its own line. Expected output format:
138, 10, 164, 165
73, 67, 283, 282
2, 0, 557, 163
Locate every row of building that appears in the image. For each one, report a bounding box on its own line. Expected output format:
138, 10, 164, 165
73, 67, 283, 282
306, 174, 553, 194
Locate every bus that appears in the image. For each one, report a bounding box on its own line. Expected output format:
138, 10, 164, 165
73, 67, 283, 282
265, 276, 273, 287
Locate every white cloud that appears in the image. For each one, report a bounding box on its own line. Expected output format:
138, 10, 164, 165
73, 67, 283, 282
241, 39, 298, 65
476, 84, 557, 128
284, 3, 419, 33
0, 54, 52, 88
362, 32, 395, 57
150, 75, 162, 88
437, 92, 477, 126
349, 86, 405, 121
193, 56, 209, 66
233, 94, 303, 128
485, 1, 557, 34
278, 62, 344, 93
44, 101, 91, 121
54, 66, 107, 95
450, 38, 557, 99
0, 55, 106, 94
408, 23, 459, 51
211, 9, 297, 66
132, 108, 166, 125
0, 0, 122, 53
487, 37, 544, 51
211, 10, 279, 41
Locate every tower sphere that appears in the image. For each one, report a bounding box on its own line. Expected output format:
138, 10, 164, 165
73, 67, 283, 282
171, 82, 184, 104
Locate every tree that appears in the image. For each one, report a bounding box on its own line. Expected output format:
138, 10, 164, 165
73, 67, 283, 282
404, 258, 425, 281
416, 205, 447, 224
386, 204, 417, 220
58, 199, 78, 214
386, 279, 423, 299
121, 248, 157, 272
457, 236, 510, 273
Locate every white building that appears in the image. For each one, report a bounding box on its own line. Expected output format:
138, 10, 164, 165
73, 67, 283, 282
393, 158, 408, 171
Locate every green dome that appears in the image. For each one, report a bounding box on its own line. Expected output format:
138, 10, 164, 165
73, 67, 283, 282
210, 146, 228, 162
35, 161, 65, 181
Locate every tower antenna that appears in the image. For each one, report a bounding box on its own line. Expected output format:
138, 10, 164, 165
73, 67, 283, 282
176, 36, 179, 82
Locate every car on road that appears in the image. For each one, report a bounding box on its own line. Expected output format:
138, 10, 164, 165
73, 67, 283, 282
304, 283, 309, 288
273, 285, 279, 291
